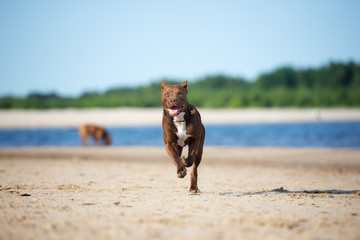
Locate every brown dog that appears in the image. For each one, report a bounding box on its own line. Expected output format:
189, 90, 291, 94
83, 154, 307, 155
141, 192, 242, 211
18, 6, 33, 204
78, 124, 112, 146
161, 80, 205, 193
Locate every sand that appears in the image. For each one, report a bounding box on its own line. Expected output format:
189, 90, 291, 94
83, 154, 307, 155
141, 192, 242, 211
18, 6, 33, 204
0, 147, 359, 240
1, 108, 360, 128
0, 108, 360, 239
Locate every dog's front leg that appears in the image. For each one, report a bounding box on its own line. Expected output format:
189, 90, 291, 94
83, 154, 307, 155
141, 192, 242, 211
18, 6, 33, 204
165, 142, 187, 178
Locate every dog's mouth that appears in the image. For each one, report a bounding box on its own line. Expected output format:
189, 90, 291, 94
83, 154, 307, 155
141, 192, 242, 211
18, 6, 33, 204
166, 106, 184, 117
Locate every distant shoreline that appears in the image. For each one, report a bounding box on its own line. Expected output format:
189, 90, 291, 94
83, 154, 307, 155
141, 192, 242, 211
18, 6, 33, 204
0, 108, 360, 129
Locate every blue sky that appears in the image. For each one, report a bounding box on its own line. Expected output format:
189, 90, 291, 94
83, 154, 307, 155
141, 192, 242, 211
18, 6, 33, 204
1, 0, 359, 97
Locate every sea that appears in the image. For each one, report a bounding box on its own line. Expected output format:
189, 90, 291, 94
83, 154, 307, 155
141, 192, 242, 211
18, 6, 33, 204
0, 121, 359, 149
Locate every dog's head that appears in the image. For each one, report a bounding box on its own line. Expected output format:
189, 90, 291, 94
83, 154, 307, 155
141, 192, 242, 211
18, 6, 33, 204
104, 135, 112, 146
161, 80, 188, 117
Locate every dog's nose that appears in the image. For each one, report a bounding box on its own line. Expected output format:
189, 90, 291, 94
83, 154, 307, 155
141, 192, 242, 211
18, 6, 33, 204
169, 98, 177, 104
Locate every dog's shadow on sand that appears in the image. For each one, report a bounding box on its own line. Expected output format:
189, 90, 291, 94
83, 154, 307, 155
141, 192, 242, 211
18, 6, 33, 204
219, 187, 360, 197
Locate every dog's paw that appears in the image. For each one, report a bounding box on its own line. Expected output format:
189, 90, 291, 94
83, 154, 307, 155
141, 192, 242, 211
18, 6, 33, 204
180, 156, 193, 167
189, 188, 201, 195
177, 168, 187, 178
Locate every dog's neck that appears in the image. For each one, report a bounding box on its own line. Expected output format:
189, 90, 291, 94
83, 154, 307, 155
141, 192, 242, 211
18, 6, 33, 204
173, 112, 186, 123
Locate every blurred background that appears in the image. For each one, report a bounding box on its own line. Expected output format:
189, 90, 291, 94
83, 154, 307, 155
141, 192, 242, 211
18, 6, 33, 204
1, 0, 359, 108
0, 1, 360, 148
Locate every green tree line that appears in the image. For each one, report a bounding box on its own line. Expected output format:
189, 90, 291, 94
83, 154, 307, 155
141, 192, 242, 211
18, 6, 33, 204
1, 61, 360, 109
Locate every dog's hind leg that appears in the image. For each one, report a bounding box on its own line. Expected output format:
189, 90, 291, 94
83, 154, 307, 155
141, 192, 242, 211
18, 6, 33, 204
179, 145, 193, 167
181, 140, 202, 167
181, 156, 193, 168
177, 145, 183, 157
189, 157, 201, 193
165, 143, 187, 178
189, 131, 205, 193
189, 149, 202, 193
182, 143, 194, 167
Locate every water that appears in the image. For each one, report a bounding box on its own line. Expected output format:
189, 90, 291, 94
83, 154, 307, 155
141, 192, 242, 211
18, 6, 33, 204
0, 122, 359, 149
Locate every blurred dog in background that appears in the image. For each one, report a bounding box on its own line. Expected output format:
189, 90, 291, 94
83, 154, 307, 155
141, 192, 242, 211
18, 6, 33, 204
78, 124, 112, 146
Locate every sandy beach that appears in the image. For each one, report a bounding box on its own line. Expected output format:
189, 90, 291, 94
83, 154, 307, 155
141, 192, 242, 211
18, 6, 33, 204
0, 108, 360, 239
0, 147, 360, 240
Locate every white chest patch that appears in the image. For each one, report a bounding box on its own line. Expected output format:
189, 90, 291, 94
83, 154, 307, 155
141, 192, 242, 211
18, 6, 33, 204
173, 112, 191, 147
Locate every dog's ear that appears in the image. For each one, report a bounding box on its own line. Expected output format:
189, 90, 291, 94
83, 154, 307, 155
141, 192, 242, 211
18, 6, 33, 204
161, 81, 167, 89
181, 80, 188, 90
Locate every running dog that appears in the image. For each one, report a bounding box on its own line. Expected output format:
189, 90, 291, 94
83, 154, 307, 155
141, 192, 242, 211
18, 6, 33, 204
161, 80, 205, 193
